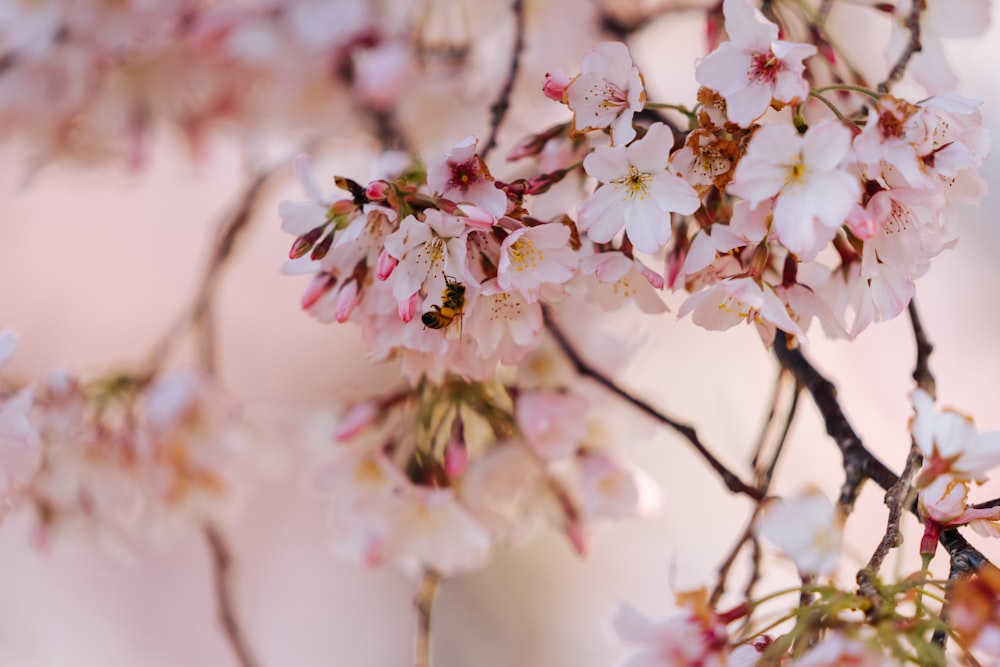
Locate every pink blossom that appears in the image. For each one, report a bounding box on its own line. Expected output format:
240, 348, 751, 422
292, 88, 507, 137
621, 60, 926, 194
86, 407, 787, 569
578, 123, 699, 254
542, 68, 569, 102
792, 634, 891, 667
565, 42, 645, 145
580, 252, 668, 314
0, 331, 43, 519
756, 488, 843, 577
382, 210, 469, 303
678, 276, 805, 344
728, 120, 860, 259
426, 136, 507, 219
612, 601, 729, 667
516, 390, 588, 460
911, 389, 1000, 486
497, 222, 578, 301
694, 0, 816, 127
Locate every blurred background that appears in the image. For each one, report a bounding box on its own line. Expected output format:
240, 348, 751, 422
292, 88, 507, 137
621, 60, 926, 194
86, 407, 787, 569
0, 0, 999, 665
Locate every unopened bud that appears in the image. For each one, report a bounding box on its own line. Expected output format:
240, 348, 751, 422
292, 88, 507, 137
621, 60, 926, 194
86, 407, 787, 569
290, 226, 324, 259
365, 180, 390, 201
301, 272, 337, 310
334, 280, 360, 323
376, 249, 398, 281
311, 233, 334, 260
542, 68, 570, 102
458, 204, 496, 229
398, 292, 419, 322
920, 521, 941, 557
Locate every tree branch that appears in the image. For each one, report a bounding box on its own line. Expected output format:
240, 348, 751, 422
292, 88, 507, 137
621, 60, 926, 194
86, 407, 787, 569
545, 310, 762, 501
879, 0, 925, 93
481, 0, 525, 160
414, 569, 442, 667
908, 299, 936, 399
204, 524, 262, 667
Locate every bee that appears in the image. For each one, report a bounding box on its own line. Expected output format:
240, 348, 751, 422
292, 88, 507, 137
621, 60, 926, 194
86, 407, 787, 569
421, 277, 466, 332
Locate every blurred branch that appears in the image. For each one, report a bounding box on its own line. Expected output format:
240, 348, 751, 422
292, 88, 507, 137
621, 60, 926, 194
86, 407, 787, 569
204, 524, 262, 667
711, 378, 801, 606
414, 569, 442, 667
143, 157, 289, 377
545, 310, 763, 501
481, 0, 525, 160
879, 0, 924, 93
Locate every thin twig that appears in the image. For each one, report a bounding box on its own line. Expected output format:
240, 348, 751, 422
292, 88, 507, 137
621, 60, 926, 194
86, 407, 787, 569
545, 310, 763, 501
204, 524, 261, 667
414, 569, 442, 667
879, 0, 924, 93
480, 0, 525, 160
908, 299, 936, 399
143, 165, 282, 376
772, 332, 991, 564
711, 381, 801, 607
857, 439, 922, 597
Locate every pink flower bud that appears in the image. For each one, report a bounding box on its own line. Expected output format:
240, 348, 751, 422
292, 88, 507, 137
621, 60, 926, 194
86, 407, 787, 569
365, 180, 390, 201
920, 520, 941, 557
301, 272, 336, 310
399, 292, 419, 323
458, 204, 496, 229
334, 280, 360, 323
290, 226, 324, 259
636, 261, 664, 289
542, 69, 569, 102
846, 204, 878, 240
376, 249, 398, 280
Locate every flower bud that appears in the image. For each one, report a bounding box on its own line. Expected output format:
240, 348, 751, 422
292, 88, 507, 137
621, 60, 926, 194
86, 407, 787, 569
334, 280, 360, 323
376, 249, 398, 281
542, 69, 569, 102
289, 226, 324, 259
311, 233, 335, 260
398, 292, 419, 322
301, 272, 336, 310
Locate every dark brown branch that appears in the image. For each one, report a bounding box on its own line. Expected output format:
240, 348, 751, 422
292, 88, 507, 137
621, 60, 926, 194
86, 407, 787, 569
908, 299, 936, 399
480, 0, 525, 160
857, 439, 922, 596
879, 0, 924, 93
204, 524, 262, 667
414, 569, 442, 667
773, 332, 990, 564
545, 310, 762, 501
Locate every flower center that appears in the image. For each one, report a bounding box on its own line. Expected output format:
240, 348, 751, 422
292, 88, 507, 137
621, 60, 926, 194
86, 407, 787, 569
448, 159, 481, 191
616, 166, 651, 201
749, 50, 780, 84
507, 237, 542, 272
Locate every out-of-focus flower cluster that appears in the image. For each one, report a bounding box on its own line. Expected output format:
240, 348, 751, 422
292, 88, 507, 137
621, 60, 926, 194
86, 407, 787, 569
0, 0, 430, 165
2, 355, 265, 546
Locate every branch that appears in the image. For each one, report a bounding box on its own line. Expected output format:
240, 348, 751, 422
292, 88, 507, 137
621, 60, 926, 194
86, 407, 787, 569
414, 569, 442, 667
879, 0, 925, 93
908, 299, 936, 399
143, 164, 282, 376
204, 524, 262, 667
772, 333, 991, 565
545, 310, 763, 501
480, 0, 525, 160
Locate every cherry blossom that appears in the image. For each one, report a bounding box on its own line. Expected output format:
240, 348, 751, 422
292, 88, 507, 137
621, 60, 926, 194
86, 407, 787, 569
0, 332, 43, 519
426, 136, 508, 219
756, 487, 843, 577
678, 276, 805, 345
694, 0, 816, 127
496, 221, 578, 301
578, 123, 699, 254
911, 388, 1000, 486
728, 119, 860, 259
564, 42, 645, 146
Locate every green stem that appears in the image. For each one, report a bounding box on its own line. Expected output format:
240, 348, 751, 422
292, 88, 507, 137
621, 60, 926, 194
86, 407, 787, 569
812, 84, 882, 100
807, 91, 849, 122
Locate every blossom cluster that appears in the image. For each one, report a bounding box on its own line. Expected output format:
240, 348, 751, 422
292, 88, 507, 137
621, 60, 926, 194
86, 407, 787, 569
317, 361, 657, 576
0, 0, 436, 165
2, 359, 256, 545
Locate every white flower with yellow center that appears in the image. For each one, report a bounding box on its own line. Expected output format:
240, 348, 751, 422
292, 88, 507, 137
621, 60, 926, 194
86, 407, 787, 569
728, 119, 860, 260
497, 222, 578, 301
577, 123, 699, 254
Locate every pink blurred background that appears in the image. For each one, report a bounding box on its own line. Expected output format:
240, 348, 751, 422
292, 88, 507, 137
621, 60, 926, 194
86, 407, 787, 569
1, 2, 999, 665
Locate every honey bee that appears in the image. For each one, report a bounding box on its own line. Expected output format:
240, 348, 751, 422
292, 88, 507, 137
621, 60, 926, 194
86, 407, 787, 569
421, 277, 466, 332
